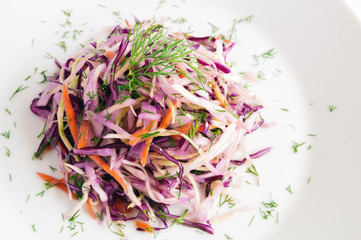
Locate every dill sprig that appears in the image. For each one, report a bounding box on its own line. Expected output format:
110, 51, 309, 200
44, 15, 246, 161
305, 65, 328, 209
292, 141, 306, 153
125, 22, 205, 96
10, 84, 29, 100
5, 147, 10, 157
286, 185, 293, 194
1, 130, 10, 139
329, 105, 337, 112
219, 193, 236, 208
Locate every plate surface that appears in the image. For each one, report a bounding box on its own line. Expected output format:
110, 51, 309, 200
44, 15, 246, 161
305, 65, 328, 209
0, 0, 361, 239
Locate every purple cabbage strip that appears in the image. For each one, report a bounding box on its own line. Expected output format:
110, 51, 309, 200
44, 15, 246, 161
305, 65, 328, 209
30, 98, 51, 119
231, 147, 272, 166
150, 144, 184, 194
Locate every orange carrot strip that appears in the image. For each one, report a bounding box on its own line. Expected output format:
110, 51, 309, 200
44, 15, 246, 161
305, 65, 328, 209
139, 120, 159, 166
36, 172, 68, 194
89, 155, 128, 193
125, 19, 132, 28
135, 221, 154, 233
170, 121, 193, 140
159, 100, 177, 129
140, 138, 152, 167
78, 120, 91, 149
129, 120, 158, 146
211, 82, 227, 108
62, 85, 78, 145
104, 50, 116, 59
224, 38, 232, 45
87, 199, 97, 220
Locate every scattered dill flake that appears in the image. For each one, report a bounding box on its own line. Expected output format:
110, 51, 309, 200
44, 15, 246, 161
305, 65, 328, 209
14, 122, 16, 128
286, 185, 293, 194
307, 176, 311, 184
10, 84, 29, 100
62, 9, 72, 17
44, 52, 53, 59
31, 38, 35, 47
248, 215, 255, 227
57, 41, 67, 52
280, 108, 289, 112
253, 48, 277, 65
49, 165, 57, 172
5, 108, 11, 115
225, 234, 233, 240
73, 30, 83, 41
112, 11, 120, 16
97, 3, 106, 8
9, 174, 12, 182
61, 31, 69, 38
60, 226, 64, 234
309, 102, 314, 106
1, 130, 10, 139
257, 70, 265, 80
307, 145, 312, 150
173, 17, 187, 24
60, 18, 71, 28
219, 194, 236, 208
70, 231, 78, 237
34, 67, 38, 74
329, 105, 337, 112
292, 141, 306, 153
39, 70, 48, 83
5, 147, 10, 157
36, 190, 45, 197
25, 75, 31, 80
276, 212, 279, 223
307, 133, 316, 137
31, 224, 36, 232
208, 22, 219, 33
246, 164, 258, 176
245, 180, 252, 185
228, 15, 253, 40
245, 15, 254, 22
259, 197, 278, 220
26, 194, 30, 203
155, 0, 167, 11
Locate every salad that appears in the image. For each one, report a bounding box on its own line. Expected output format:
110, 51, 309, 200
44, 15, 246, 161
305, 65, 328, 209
30, 18, 269, 235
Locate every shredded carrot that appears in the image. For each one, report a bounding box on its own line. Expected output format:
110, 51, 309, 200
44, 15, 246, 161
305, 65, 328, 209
159, 100, 177, 129
211, 81, 227, 108
62, 85, 78, 145
36, 172, 68, 194
86, 199, 97, 220
140, 138, 152, 167
89, 155, 128, 193
125, 19, 132, 28
129, 120, 158, 146
216, 34, 222, 40
224, 38, 232, 45
104, 50, 116, 59
78, 120, 91, 149
135, 221, 154, 233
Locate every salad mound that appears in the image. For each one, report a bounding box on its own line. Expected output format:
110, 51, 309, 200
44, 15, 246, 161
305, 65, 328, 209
31, 18, 268, 234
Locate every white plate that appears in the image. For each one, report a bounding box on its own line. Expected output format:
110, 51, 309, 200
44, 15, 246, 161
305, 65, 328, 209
1, 0, 361, 239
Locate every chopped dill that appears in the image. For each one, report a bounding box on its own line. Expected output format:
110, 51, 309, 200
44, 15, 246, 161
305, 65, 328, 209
285, 185, 293, 194
329, 105, 337, 112
292, 141, 306, 153
1, 130, 10, 139
10, 84, 29, 100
